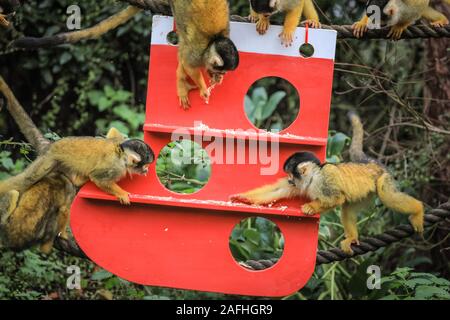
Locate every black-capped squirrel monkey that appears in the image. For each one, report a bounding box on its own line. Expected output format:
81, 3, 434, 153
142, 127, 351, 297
0, 0, 20, 27
249, 0, 321, 47
353, 0, 450, 39
169, 0, 240, 109
231, 113, 424, 255
0, 128, 154, 205
0, 173, 76, 254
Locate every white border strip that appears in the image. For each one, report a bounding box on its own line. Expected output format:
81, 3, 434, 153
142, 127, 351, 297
151, 15, 337, 60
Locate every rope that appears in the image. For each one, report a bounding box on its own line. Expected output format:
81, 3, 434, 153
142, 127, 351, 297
117, 1, 450, 39
55, 202, 450, 267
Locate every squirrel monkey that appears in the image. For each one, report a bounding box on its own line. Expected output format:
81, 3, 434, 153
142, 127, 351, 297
249, 0, 321, 47
169, 0, 240, 109
231, 113, 424, 255
353, 0, 450, 39
0, 128, 154, 205
0, 0, 20, 27
0, 173, 76, 254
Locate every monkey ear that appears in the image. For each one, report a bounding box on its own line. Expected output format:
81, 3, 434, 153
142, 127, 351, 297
126, 151, 142, 165
210, 54, 224, 69
269, 0, 279, 8
106, 127, 126, 141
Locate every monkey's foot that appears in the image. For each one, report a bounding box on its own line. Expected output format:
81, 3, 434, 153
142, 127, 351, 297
0, 14, 9, 27
279, 30, 294, 47
430, 19, 449, 28
387, 25, 407, 40
301, 203, 317, 215
302, 19, 321, 28
256, 17, 270, 35
340, 238, 359, 255
409, 213, 424, 234
352, 21, 368, 38
117, 193, 131, 205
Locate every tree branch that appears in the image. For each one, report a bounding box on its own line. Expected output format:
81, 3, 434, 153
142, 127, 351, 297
0, 75, 50, 154
13, 5, 142, 49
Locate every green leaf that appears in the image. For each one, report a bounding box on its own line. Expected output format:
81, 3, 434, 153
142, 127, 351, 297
91, 270, 114, 281
244, 95, 256, 122
104, 85, 116, 98
414, 285, 450, 299
59, 52, 72, 65
98, 96, 113, 111
261, 91, 286, 120
251, 87, 268, 105
87, 90, 103, 105
327, 132, 350, 157
243, 229, 261, 246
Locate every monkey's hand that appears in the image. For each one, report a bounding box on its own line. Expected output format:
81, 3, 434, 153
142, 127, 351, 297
302, 19, 321, 29
301, 203, 318, 216
352, 20, 368, 38
256, 16, 270, 35
200, 87, 211, 105
210, 73, 224, 86
387, 25, 408, 40
230, 194, 275, 206
279, 29, 295, 47
249, 11, 259, 23
0, 14, 10, 27
117, 193, 131, 205
340, 238, 360, 255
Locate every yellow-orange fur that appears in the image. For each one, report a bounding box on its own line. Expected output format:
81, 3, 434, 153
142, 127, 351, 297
250, 0, 320, 46
232, 114, 424, 255
0, 128, 139, 205
0, 173, 75, 253
353, 0, 450, 39
170, 0, 231, 108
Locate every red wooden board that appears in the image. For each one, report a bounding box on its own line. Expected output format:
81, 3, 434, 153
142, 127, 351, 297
71, 16, 337, 297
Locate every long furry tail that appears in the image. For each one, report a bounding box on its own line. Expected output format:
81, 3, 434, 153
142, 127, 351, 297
13, 6, 141, 49
0, 155, 57, 194
347, 111, 372, 163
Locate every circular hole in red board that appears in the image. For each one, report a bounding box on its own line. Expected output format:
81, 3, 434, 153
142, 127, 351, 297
156, 139, 211, 194
244, 76, 300, 132
166, 31, 179, 45
229, 217, 285, 271
299, 43, 314, 58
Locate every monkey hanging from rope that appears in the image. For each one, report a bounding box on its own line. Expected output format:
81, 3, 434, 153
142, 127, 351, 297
231, 112, 424, 255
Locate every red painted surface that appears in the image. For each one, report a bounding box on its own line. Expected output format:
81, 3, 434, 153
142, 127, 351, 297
71, 26, 335, 296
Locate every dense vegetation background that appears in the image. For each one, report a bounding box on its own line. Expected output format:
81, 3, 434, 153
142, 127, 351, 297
0, 0, 449, 300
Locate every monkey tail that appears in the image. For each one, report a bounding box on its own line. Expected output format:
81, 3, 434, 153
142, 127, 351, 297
0, 155, 57, 195
347, 111, 373, 163
12, 6, 141, 49
376, 172, 424, 232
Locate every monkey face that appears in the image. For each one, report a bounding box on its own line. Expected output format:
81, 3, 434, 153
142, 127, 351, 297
205, 37, 239, 79
250, 0, 279, 16
121, 139, 155, 176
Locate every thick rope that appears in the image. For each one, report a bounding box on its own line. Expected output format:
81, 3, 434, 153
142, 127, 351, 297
117, 0, 450, 39
56, 202, 450, 267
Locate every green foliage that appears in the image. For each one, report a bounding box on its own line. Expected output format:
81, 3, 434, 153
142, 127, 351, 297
326, 131, 350, 163
156, 140, 211, 194
87, 85, 145, 138
245, 77, 299, 131
229, 217, 284, 262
